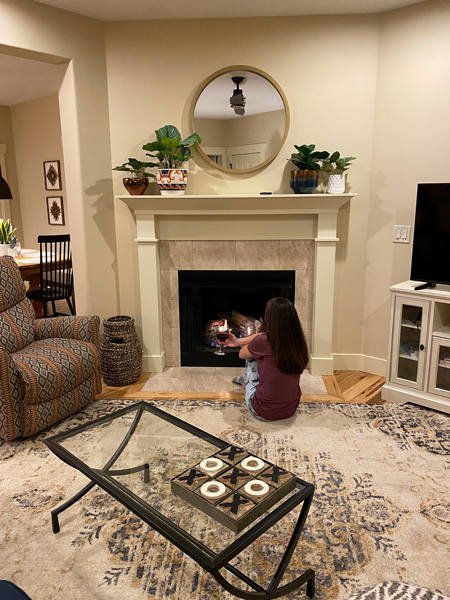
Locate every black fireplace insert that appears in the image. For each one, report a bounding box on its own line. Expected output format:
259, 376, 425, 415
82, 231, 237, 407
178, 270, 295, 367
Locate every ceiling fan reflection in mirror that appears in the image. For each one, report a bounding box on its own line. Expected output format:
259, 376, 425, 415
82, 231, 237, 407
230, 76, 246, 115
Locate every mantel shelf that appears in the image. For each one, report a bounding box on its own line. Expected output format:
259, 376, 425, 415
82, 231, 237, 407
117, 193, 355, 216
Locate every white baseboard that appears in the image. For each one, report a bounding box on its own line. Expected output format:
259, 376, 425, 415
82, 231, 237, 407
309, 355, 335, 376
142, 352, 165, 373
332, 353, 387, 377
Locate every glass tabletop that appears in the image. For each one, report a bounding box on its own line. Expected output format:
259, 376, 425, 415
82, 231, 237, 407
47, 402, 307, 557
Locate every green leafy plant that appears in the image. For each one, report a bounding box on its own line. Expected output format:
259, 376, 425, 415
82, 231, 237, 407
289, 144, 330, 172
0, 219, 16, 246
112, 158, 157, 179
142, 125, 201, 169
321, 151, 356, 175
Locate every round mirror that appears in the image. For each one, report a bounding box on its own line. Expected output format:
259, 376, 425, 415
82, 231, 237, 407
190, 66, 289, 174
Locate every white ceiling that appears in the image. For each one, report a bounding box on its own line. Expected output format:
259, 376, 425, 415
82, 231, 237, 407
32, 0, 428, 21
195, 71, 284, 120
0, 54, 59, 106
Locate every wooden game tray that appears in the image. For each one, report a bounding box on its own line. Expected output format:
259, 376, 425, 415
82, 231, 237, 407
171, 445, 297, 533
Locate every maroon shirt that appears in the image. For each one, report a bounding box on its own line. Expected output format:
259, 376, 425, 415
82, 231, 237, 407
248, 333, 301, 420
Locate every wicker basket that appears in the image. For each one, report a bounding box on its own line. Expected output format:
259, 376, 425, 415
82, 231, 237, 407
100, 315, 142, 386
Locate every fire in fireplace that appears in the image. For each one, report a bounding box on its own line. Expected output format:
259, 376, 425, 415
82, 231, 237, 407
178, 270, 295, 367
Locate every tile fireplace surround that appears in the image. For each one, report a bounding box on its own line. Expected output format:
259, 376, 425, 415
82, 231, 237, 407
116, 193, 354, 375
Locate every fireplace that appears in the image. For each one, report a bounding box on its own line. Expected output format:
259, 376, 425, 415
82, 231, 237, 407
179, 270, 295, 366
117, 193, 354, 374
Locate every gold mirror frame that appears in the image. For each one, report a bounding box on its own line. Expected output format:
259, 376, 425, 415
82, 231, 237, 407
189, 65, 290, 175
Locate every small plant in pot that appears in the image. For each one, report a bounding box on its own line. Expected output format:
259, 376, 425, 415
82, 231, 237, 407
142, 125, 201, 196
289, 144, 330, 194
0, 218, 17, 256
321, 152, 356, 194
112, 158, 157, 195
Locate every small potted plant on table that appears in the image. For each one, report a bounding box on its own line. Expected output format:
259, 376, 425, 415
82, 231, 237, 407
320, 152, 356, 194
0, 219, 17, 256
289, 144, 330, 194
112, 158, 157, 195
142, 125, 201, 196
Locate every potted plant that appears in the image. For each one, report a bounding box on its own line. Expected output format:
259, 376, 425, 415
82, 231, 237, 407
289, 144, 330, 194
321, 152, 356, 194
112, 158, 157, 195
0, 219, 17, 256
142, 125, 201, 196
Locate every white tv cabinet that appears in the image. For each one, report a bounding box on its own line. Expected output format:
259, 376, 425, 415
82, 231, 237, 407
382, 281, 450, 414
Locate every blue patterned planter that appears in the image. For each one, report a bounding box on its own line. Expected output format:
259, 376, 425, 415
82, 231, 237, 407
290, 169, 319, 194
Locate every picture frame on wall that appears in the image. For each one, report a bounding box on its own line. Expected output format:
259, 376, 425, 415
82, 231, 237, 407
47, 196, 65, 226
43, 160, 62, 191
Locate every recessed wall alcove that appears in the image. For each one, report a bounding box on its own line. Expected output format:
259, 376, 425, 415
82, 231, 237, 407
117, 193, 354, 375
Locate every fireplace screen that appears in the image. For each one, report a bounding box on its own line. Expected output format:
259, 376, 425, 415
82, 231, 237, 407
178, 270, 295, 367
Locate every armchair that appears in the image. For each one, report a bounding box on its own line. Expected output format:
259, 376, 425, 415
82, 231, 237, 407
0, 256, 102, 441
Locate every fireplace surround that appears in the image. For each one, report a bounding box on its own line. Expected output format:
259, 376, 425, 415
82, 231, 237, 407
116, 193, 354, 375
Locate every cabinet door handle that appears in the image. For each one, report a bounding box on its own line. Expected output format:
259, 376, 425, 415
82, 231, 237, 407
420, 344, 425, 351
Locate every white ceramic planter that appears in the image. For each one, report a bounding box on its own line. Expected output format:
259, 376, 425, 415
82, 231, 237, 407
0, 244, 10, 256
156, 169, 187, 196
327, 173, 346, 194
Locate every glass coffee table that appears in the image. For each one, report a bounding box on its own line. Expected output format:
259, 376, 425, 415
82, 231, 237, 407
45, 401, 315, 599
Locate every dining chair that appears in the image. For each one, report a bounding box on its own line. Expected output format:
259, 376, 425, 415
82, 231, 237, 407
27, 234, 75, 317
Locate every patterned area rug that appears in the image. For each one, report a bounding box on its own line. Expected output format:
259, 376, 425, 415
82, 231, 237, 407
0, 399, 449, 600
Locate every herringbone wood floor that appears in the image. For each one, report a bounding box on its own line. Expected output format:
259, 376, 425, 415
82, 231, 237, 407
98, 370, 387, 404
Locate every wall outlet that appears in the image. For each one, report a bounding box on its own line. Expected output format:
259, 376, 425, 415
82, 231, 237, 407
393, 225, 411, 243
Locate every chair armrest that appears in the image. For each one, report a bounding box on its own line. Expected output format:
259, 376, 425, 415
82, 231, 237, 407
0, 348, 23, 441
34, 315, 100, 347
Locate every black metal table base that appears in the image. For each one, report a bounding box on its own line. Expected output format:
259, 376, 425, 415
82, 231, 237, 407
51, 479, 314, 599
47, 402, 315, 599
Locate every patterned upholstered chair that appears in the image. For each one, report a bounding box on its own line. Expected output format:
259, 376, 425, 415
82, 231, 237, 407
0, 256, 102, 441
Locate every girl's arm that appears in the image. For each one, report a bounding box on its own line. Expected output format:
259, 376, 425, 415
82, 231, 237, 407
222, 332, 260, 347
222, 332, 260, 359
239, 345, 253, 359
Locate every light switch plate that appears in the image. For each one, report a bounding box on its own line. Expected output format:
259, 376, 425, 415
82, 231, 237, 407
393, 225, 411, 243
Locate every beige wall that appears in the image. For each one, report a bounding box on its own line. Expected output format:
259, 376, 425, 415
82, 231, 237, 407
195, 109, 285, 158
0, 104, 23, 241
106, 16, 380, 357
363, 0, 450, 364
11, 95, 69, 247
0, 0, 116, 319
194, 118, 227, 147
226, 109, 285, 157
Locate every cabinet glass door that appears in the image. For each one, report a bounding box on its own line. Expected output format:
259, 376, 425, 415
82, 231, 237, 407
390, 298, 430, 390
428, 337, 450, 399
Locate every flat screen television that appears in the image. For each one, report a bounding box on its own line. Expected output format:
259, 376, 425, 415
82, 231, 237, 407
410, 183, 450, 289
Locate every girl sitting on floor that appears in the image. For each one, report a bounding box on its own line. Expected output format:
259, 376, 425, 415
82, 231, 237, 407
223, 297, 309, 421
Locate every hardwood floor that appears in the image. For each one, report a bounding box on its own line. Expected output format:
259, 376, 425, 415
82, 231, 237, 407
98, 370, 387, 404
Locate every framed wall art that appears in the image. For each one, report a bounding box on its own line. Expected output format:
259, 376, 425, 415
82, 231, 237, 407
47, 196, 65, 226
43, 160, 62, 191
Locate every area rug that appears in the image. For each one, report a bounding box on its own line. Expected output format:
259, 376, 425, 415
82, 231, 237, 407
0, 399, 449, 600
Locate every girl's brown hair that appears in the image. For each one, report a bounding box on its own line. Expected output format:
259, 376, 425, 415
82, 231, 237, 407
263, 297, 309, 374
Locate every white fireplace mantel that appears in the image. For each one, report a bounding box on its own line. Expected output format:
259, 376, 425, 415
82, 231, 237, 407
117, 193, 355, 375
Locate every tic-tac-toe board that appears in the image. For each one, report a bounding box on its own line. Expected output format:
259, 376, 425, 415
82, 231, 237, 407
171, 444, 297, 533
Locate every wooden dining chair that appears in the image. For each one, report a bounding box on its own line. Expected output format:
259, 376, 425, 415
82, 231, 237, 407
27, 234, 75, 317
